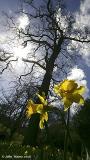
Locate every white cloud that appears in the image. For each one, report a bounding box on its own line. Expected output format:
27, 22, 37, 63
18, 14, 29, 30
67, 66, 85, 81
73, 0, 90, 66
75, 0, 90, 29
67, 66, 89, 98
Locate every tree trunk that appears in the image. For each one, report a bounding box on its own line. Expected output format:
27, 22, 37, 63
23, 37, 64, 145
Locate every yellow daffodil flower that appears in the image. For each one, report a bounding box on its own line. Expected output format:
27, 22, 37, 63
54, 79, 85, 111
26, 94, 48, 129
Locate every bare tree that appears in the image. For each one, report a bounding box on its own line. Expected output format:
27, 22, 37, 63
0, 49, 18, 74
17, 0, 90, 94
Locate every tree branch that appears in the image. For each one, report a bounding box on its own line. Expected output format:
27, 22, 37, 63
22, 58, 46, 70
0, 58, 18, 74
65, 36, 90, 43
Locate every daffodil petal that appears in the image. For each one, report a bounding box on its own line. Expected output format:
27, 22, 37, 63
39, 112, 48, 129
54, 84, 61, 96
26, 100, 40, 117
74, 86, 85, 95
79, 97, 84, 105
26, 105, 37, 117
39, 120, 44, 129
27, 99, 34, 106
72, 93, 84, 105
43, 112, 48, 121
37, 94, 47, 105
62, 97, 73, 111
36, 104, 44, 114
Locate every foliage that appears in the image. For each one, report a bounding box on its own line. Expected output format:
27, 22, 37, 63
0, 143, 84, 160
73, 99, 90, 151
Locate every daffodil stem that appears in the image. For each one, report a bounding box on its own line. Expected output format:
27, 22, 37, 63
64, 109, 70, 160
52, 107, 73, 147
51, 107, 74, 159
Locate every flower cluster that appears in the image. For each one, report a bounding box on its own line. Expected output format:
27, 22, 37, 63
26, 79, 85, 129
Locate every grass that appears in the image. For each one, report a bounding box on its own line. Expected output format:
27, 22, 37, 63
0, 142, 84, 160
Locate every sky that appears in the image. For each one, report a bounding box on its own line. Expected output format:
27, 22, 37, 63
0, 0, 90, 101
65, 0, 80, 12
0, 0, 19, 12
